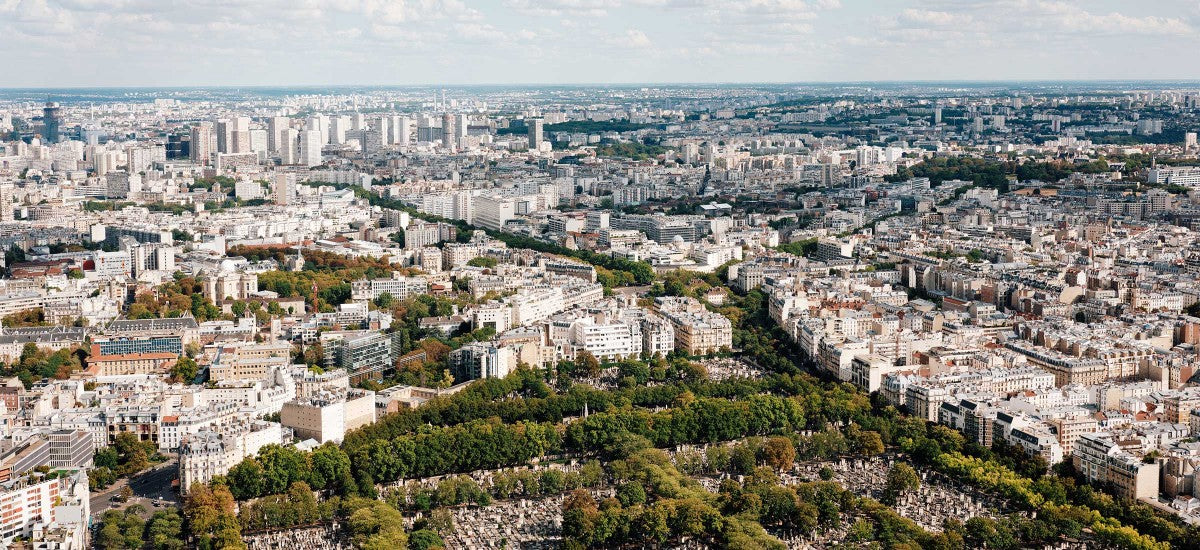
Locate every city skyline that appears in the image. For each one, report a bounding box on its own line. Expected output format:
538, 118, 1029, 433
2, 0, 1199, 87
6, 2, 1200, 548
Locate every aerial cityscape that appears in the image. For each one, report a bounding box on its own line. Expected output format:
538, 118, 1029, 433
3, 2, 1200, 550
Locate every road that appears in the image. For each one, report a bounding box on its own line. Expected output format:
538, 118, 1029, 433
90, 459, 179, 521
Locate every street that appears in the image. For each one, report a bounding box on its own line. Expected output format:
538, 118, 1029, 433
90, 459, 180, 521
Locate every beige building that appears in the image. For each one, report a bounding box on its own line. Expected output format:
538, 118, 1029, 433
1049, 415, 1100, 457
203, 272, 259, 305
207, 341, 293, 383
280, 388, 375, 444
654, 296, 733, 356
1073, 433, 1160, 501
84, 347, 176, 377
1163, 392, 1200, 425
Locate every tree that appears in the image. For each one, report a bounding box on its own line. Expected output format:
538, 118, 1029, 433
170, 356, 199, 383
374, 292, 395, 309
95, 447, 119, 469
97, 509, 145, 550
344, 498, 408, 549
616, 482, 646, 506
408, 529, 445, 550
883, 462, 921, 505
310, 443, 353, 495
664, 278, 688, 297
2, 308, 46, 327
427, 508, 455, 535
575, 351, 601, 378
850, 428, 885, 456
762, 437, 796, 472
466, 256, 497, 269
189, 293, 221, 321
302, 341, 325, 368
539, 469, 566, 494
562, 490, 600, 546
730, 441, 758, 475
257, 444, 312, 495
226, 459, 265, 500
112, 432, 151, 476
184, 484, 242, 550
146, 508, 186, 550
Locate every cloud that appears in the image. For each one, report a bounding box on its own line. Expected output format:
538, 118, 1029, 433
896, 8, 974, 28
0, 0, 1197, 85
883, 0, 1194, 37
624, 29, 652, 48
503, 0, 612, 18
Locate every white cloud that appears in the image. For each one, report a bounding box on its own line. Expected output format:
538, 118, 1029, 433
625, 29, 652, 48
0, 0, 1197, 85
886, 0, 1194, 37
504, 0, 612, 18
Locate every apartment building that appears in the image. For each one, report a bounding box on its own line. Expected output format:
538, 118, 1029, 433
280, 388, 375, 444
0, 471, 89, 547
350, 273, 429, 302
84, 348, 177, 377
1074, 433, 1160, 501
567, 314, 642, 362
449, 342, 516, 382
178, 420, 283, 492
654, 296, 733, 356
207, 341, 294, 383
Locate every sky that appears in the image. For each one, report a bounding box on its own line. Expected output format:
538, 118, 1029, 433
2, 0, 1199, 87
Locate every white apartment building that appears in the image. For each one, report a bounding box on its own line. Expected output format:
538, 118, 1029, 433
280, 388, 376, 444
473, 195, 517, 231
279, 128, 299, 165
158, 401, 241, 452
640, 313, 675, 357
992, 412, 1065, 465
0, 471, 89, 547
178, 420, 283, 493
509, 288, 565, 326
568, 314, 642, 362
470, 302, 511, 333
350, 273, 429, 302
234, 178, 264, 200
1147, 167, 1200, 187
299, 129, 323, 167
201, 367, 296, 416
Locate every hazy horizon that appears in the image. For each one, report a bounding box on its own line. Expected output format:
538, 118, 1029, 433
2, 79, 1199, 93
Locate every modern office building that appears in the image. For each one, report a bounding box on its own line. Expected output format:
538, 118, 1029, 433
274, 173, 294, 205
189, 121, 214, 165
528, 118, 544, 149
41, 102, 61, 143
299, 129, 323, 167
